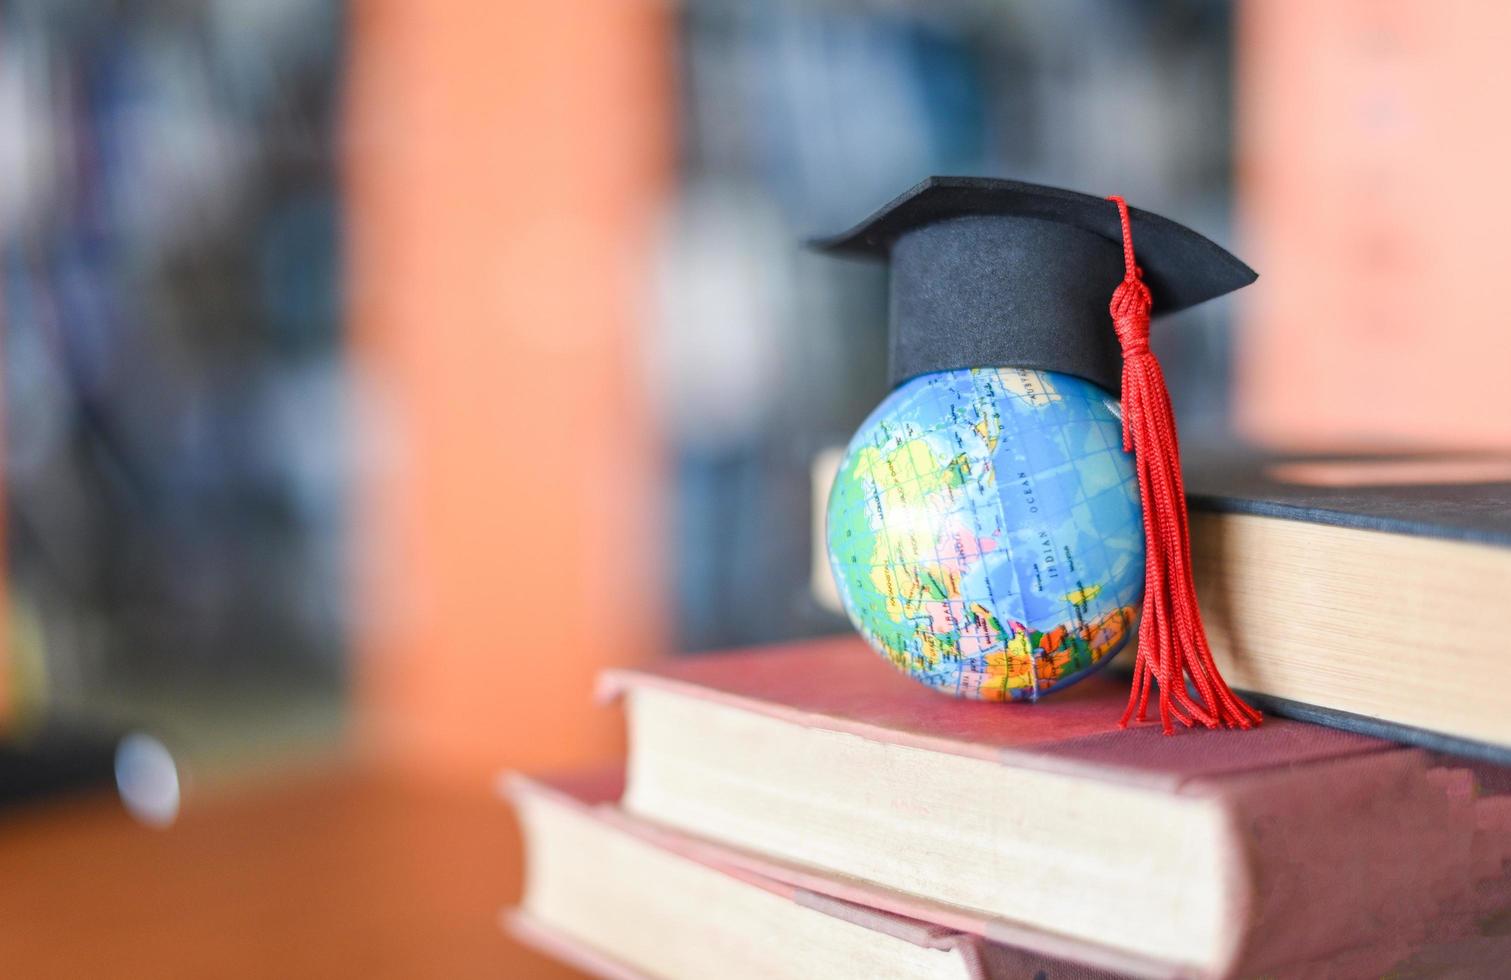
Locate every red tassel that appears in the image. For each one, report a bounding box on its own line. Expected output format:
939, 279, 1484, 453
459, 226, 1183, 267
1106, 196, 1261, 734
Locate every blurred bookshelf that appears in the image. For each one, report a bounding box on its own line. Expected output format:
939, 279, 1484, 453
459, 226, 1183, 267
0, 0, 1245, 774
1, 2, 347, 768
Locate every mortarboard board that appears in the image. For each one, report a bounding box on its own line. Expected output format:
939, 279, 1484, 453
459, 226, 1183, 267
814, 176, 1262, 734
811, 175, 1256, 393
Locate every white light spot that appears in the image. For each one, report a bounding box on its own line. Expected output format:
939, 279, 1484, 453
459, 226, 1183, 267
114, 733, 181, 828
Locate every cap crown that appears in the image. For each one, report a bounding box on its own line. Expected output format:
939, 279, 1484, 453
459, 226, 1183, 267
813, 176, 1256, 391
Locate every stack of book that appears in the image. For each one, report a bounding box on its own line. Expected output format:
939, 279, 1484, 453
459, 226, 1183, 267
506, 465, 1511, 978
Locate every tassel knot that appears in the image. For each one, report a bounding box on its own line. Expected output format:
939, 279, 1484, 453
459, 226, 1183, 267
1109, 275, 1152, 356
1106, 195, 1261, 735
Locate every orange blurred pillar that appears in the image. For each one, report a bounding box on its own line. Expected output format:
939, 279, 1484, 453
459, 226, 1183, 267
345, 2, 670, 783
1236, 0, 1511, 449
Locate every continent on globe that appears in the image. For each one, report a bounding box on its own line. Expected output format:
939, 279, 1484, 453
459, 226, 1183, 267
826, 367, 1144, 701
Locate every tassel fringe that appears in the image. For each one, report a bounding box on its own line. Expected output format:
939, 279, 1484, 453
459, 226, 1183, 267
1107, 196, 1261, 734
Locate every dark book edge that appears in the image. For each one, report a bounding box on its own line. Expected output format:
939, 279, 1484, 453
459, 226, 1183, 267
1237, 689, 1511, 766
1183, 448, 1511, 547
1187, 491, 1511, 548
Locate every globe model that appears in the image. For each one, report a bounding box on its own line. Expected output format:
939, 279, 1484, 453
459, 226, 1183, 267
827, 367, 1144, 701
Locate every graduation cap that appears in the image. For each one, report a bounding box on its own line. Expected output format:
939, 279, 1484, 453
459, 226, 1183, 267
811, 175, 1256, 393
814, 176, 1262, 733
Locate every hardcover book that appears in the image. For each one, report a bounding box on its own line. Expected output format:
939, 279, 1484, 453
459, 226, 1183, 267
1184, 451, 1511, 757
603, 639, 1511, 979
507, 770, 1118, 980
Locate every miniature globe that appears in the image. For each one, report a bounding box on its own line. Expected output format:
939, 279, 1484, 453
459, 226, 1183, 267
827, 367, 1144, 701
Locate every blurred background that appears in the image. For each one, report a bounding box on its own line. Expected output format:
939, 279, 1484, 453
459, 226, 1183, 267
2, 1, 1507, 977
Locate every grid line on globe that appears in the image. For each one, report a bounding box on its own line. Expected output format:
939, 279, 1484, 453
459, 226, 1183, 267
827, 367, 1144, 701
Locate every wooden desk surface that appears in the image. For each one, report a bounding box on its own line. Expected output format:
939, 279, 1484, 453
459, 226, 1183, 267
0, 765, 584, 979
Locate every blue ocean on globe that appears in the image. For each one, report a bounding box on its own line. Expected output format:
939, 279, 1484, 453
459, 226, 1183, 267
827, 367, 1144, 700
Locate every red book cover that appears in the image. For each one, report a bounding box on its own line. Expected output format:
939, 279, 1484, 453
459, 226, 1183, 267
600, 634, 1388, 786
600, 637, 1511, 978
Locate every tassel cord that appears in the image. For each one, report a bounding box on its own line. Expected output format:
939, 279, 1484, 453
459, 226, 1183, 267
1107, 196, 1261, 733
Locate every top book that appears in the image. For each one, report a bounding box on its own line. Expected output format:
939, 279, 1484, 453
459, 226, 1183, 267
1182, 451, 1511, 757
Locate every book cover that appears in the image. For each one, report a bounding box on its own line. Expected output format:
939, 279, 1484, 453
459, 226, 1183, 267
604, 640, 1511, 978
601, 635, 1390, 787
1184, 449, 1511, 546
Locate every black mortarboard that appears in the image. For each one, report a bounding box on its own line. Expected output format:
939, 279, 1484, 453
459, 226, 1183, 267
811, 175, 1256, 393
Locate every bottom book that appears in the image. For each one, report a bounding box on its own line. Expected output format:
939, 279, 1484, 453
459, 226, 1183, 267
505, 770, 1120, 980
508, 767, 1511, 980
